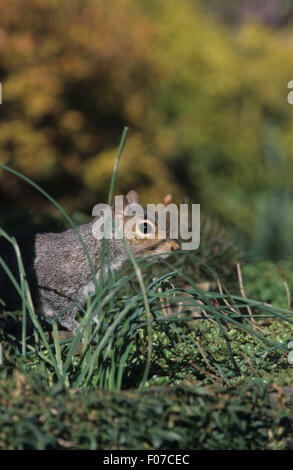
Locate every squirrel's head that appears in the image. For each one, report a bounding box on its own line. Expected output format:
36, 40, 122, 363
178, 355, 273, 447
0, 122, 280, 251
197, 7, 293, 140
112, 190, 179, 258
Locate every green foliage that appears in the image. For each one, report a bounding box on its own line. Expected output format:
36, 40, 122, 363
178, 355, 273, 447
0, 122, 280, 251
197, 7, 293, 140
1, 150, 293, 449
0, 373, 292, 450
243, 260, 293, 309
1, 202, 291, 393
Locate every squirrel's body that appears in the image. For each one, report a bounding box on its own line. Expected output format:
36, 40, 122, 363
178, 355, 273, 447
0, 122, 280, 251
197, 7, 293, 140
0, 221, 129, 332
0, 191, 179, 334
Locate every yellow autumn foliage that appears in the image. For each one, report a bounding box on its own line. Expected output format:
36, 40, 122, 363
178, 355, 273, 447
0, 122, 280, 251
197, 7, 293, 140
0, 0, 292, 243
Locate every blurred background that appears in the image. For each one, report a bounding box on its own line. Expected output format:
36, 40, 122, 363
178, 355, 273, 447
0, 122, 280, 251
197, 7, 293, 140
1, 0, 293, 261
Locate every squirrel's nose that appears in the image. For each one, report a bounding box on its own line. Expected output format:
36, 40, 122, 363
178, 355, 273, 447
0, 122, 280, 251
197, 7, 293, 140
170, 241, 180, 252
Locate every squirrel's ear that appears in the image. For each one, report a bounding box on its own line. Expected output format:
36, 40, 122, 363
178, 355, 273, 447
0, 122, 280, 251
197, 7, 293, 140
164, 194, 172, 207
112, 190, 140, 217
125, 190, 139, 205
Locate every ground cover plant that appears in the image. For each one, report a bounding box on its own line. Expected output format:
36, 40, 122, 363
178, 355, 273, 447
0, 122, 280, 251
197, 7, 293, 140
0, 131, 292, 450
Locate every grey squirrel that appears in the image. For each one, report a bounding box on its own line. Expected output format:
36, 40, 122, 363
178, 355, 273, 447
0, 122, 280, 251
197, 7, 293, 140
0, 190, 179, 334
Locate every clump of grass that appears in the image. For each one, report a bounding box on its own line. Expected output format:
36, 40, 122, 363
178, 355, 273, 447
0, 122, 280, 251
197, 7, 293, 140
0, 129, 293, 393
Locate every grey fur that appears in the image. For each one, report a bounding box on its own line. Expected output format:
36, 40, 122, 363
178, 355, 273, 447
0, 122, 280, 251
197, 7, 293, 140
0, 218, 129, 333
0, 192, 179, 335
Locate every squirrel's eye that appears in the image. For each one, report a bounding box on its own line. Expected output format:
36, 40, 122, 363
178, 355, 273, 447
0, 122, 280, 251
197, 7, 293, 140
136, 220, 155, 237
